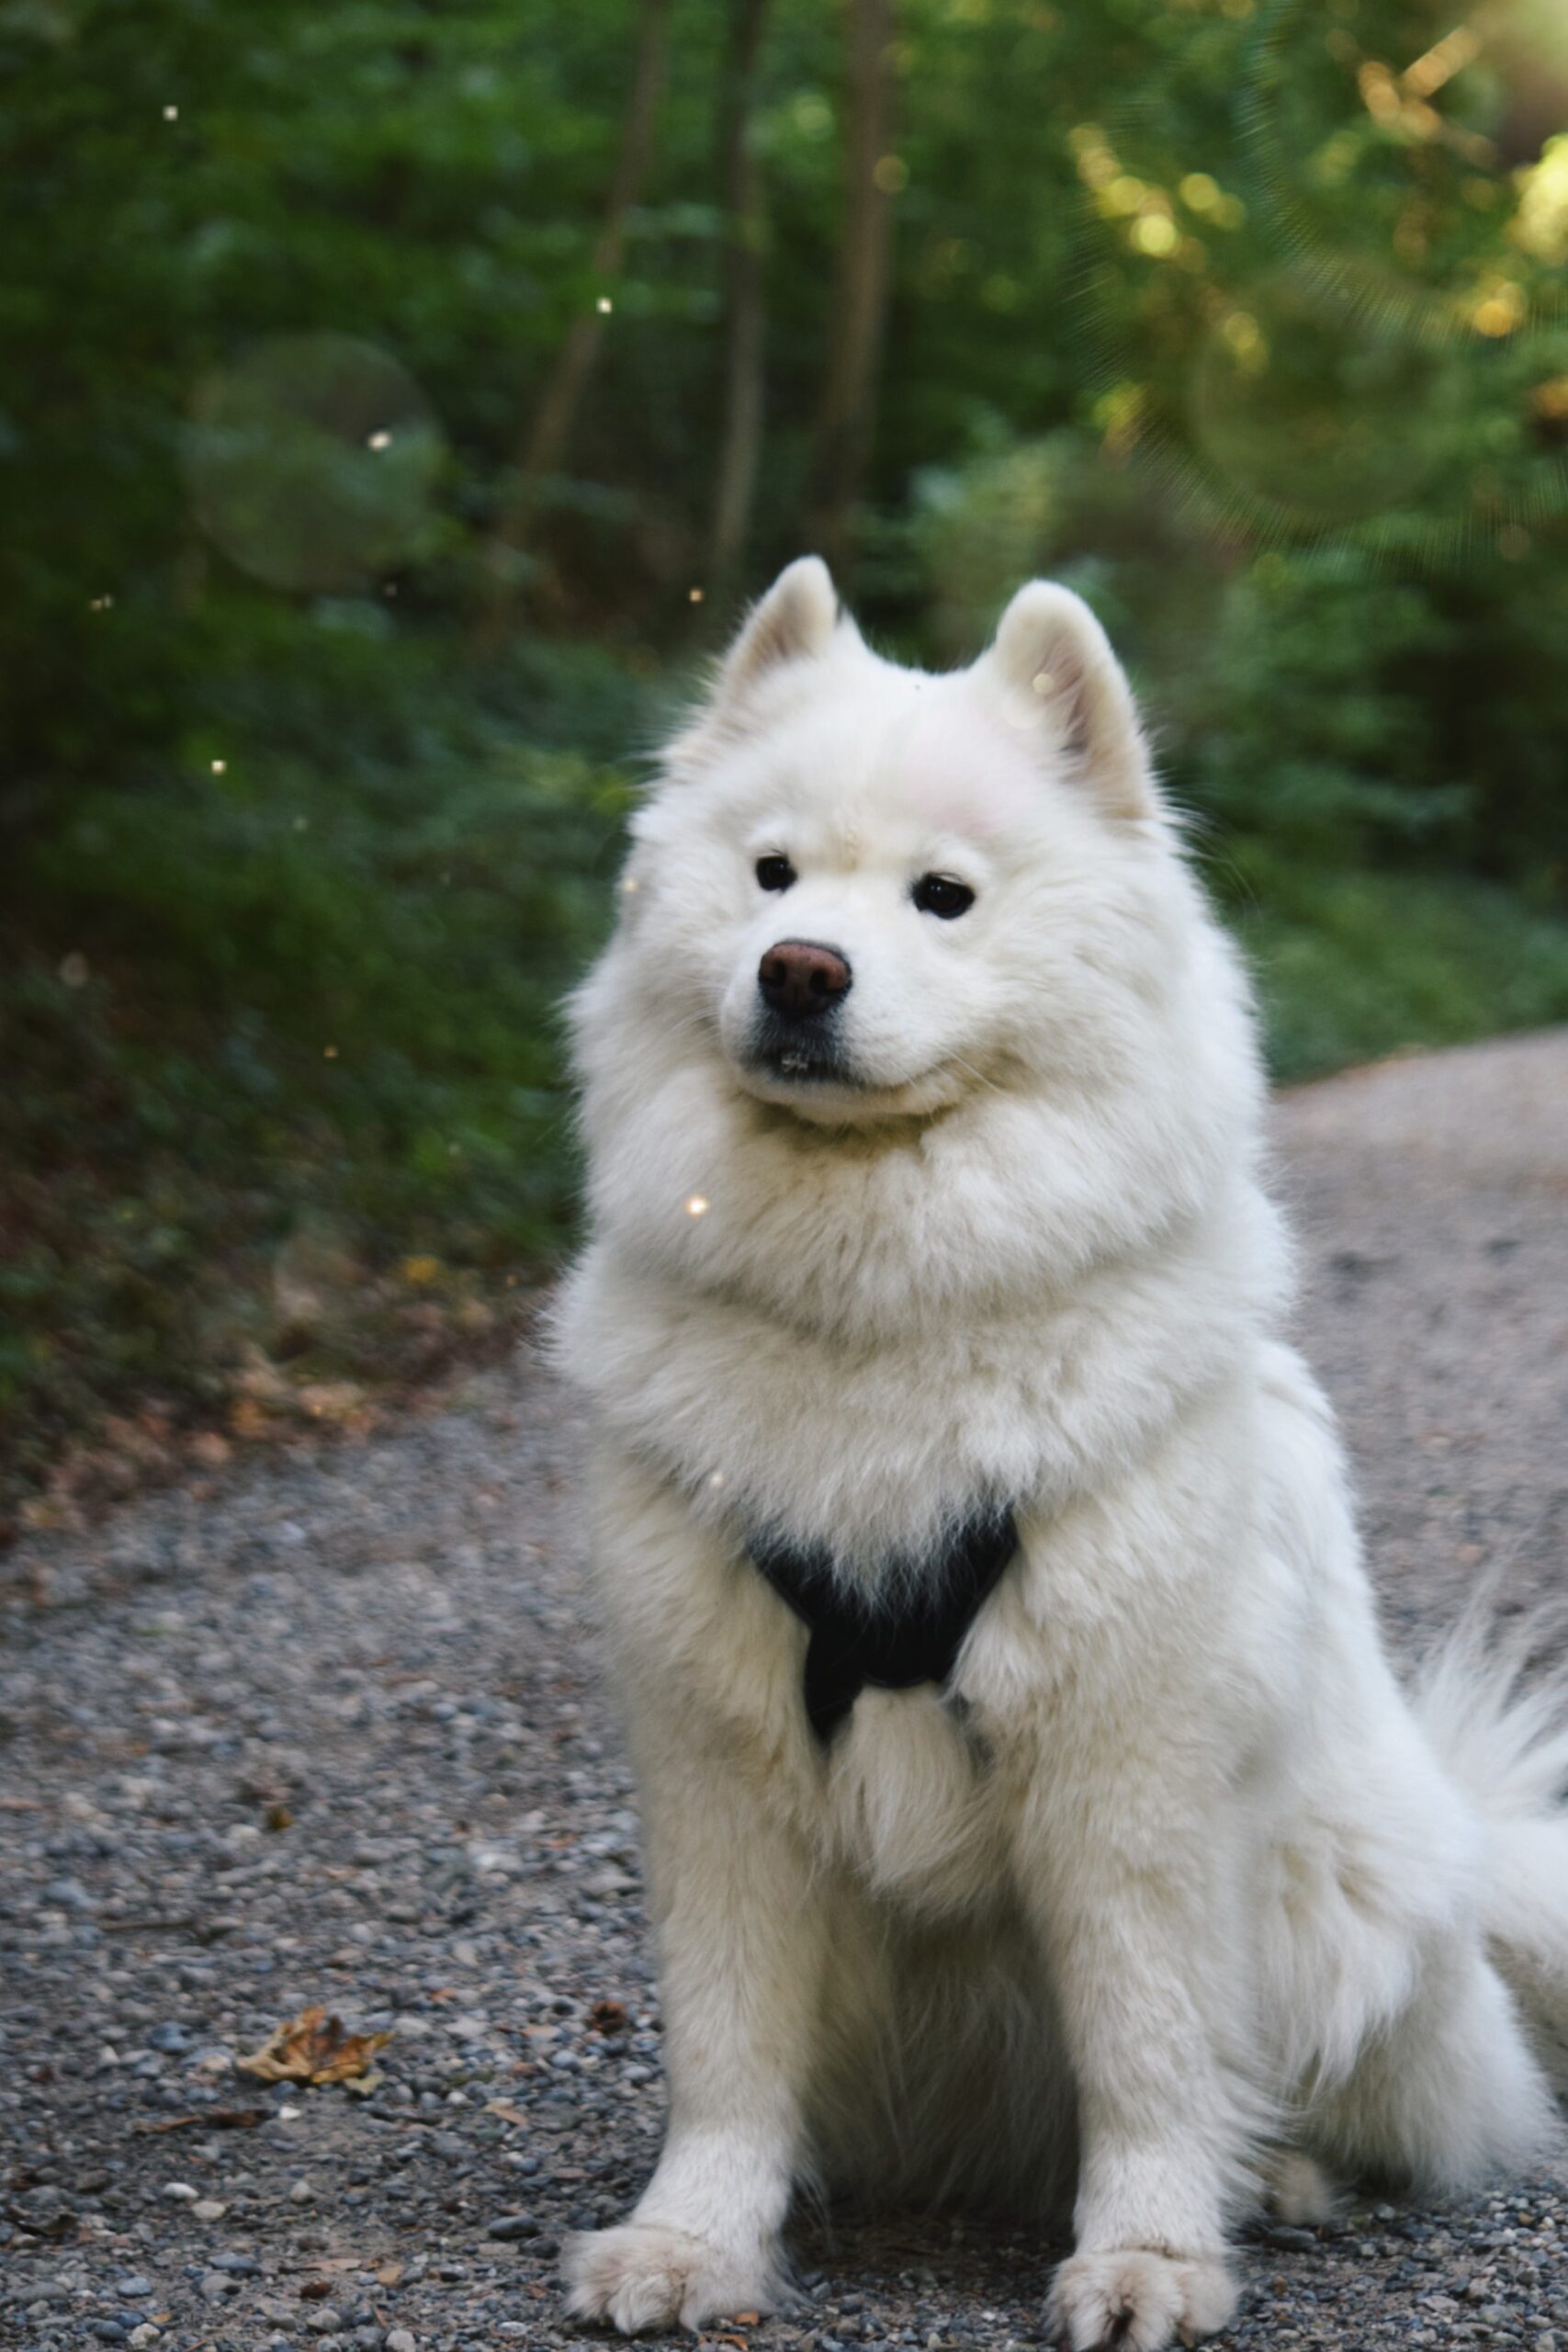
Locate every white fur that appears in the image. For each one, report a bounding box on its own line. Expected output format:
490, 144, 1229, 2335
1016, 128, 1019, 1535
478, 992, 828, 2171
553, 560, 1568, 2346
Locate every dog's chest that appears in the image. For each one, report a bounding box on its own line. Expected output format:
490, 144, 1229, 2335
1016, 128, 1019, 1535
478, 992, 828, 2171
570, 1257, 1077, 1556
563, 1239, 1245, 1566
816, 1679, 1011, 1915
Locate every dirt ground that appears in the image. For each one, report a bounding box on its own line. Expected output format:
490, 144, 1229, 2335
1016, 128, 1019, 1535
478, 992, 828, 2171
4, 1030, 1566, 2352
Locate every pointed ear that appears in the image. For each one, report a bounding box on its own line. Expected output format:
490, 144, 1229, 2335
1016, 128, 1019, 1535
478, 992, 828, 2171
978, 582, 1155, 822
716, 555, 840, 706
664, 556, 846, 773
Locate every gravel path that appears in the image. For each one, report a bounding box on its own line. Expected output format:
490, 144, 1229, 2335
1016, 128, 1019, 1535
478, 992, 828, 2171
4, 1030, 1566, 2352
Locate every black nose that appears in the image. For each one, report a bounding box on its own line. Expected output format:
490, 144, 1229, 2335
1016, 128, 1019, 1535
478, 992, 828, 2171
758, 939, 852, 1023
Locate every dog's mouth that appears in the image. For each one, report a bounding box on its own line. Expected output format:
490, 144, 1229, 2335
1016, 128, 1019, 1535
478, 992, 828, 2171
746, 1014, 858, 1090
732, 1025, 973, 1130
723, 996, 976, 1123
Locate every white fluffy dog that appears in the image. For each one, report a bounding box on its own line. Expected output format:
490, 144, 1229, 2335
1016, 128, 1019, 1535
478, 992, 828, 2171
554, 559, 1568, 2349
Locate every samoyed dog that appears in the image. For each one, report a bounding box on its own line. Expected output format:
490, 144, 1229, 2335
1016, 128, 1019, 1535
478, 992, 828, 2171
554, 559, 1568, 2349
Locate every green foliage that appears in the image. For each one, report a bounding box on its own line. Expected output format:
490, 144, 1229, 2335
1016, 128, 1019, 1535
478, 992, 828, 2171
2, 0, 1566, 1509
1238, 865, 1568, 1085
2, 626, 644, 1498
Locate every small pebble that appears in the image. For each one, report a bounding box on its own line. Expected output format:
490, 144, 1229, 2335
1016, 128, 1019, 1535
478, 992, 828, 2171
486, 2213, 539, 2242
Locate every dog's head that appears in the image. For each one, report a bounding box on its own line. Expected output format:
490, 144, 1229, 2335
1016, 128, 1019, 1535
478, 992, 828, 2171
607, 557, 1197, 1126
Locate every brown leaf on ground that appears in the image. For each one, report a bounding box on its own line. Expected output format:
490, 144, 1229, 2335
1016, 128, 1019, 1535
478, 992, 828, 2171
234, 2006, 391, 2086
296, 1379, 367, 1423
483, 2098, 531, 2126
588, 1998, 628, 2035
5, 2203, 75, 2241
233, 1346, 292, 1405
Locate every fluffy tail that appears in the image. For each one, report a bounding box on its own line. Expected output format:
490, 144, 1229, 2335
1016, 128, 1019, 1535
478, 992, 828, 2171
1411, 1600, 1568, 2097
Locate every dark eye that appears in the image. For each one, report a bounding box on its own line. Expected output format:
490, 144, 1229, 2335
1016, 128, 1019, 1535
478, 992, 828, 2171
912, 873, 975, 920
755, 854, 795, 893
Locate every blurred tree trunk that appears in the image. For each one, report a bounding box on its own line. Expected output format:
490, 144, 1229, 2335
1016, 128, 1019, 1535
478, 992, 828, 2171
807, 0, 897, 574
479, 0, 671, 638
706, 0, 773, 614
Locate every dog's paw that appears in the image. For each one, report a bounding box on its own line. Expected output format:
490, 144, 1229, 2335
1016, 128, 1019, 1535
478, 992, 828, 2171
1049, 2246, 1237, 2352
565, 2221, 779, 2335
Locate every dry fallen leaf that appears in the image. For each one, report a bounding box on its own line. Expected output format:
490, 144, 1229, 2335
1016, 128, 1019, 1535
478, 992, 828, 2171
234, 2006, 391, 2087
296, 1379, 367, 1422
483, 2098, 531, 2127
589, 1999, 628, 2035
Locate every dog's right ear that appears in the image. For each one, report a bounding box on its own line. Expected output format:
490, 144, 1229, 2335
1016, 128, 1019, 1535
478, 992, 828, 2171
671, 559, 843, 768
719, 556, 840, 702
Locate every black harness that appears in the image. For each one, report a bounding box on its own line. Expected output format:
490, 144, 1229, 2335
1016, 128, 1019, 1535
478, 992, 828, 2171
750, 1506, 1020, 1746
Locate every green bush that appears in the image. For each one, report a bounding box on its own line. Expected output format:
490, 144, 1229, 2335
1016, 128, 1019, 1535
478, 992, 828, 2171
2, 621, 647, 1500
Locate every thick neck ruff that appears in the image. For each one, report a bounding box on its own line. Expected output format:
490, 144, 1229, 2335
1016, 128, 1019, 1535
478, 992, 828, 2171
750, 1506, 1020, 1745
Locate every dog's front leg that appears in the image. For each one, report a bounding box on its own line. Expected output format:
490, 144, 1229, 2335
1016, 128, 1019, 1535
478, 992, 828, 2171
1011, 1691, 1250, 2351
566, 1727, 822, 2334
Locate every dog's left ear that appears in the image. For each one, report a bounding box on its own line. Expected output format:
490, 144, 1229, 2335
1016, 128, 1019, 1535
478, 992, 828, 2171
977, 582, 1155, 822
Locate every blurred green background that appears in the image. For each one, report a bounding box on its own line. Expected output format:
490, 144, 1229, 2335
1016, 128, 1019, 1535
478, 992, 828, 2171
4, 0, 1567, 1523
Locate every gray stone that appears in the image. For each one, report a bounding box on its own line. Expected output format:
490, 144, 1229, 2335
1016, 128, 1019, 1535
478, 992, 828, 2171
486, 2214, 539, 2242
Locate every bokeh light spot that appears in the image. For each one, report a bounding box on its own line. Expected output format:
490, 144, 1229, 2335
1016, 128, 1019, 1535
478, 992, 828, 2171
186, 335, 446, 594
1131, 214, 1179, 256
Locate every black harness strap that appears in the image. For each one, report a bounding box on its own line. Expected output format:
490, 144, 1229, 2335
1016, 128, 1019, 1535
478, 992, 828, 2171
750, 1506, 1020, 1746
